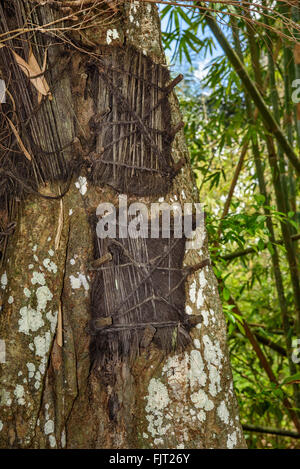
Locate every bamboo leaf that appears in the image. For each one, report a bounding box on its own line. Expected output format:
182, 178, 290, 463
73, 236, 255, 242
12, 48, 52, 100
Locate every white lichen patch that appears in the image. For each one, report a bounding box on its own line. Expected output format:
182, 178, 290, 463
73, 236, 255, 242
227, 431, 237, 449
1, 272, 7, 289
199, 269, 207, 288
49, 434, 57, 448
24, 287, 31, 298
31, 272, 46, 286
34, 380, 41, 390
34, 331, 51, 358
203, 335, 223, 368
208, 364, 221, 397
36, 286, 53, 312
185, 305, 192, 315
209, 308, 216, 324
14, 384, 25, 405
75, 176, 87, 195
8, 296, 14, 304
28, 264, 34, 270
48, 249, 54, 257
106, 28, 119, 44
44, 419, 54, 435
39, 357, 47, 375
69, 209, 73, 216
0, 420, 3, 432
196, 288, 204, 309
27, 362, 35, 379
69, 273, 89, 291
197, 410, 206, 422
193, 339, 200, 349
217, 401, 229, 424
145, 379, 171, 439
189, 350, 206, 390
43, 258, 57, 274
190, 389, 214, 411
201, 310, 209, 326
46, 310, 58, 333
189, 280, 196, 304
146, 379, 169, 413
19, 306, 44, 335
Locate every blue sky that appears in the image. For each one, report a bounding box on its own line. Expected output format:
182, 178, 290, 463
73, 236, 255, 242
159, 4, 223, 87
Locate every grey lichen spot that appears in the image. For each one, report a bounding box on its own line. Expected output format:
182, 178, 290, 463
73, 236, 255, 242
190, 389, 214, 411
34, 332, 51, 358
46, 310, 58, 333
43, 258, 57, 274
49, 434, 57, 448
217, 401, 230, 424
36, 286, 53, 312
27, 362, 35, 380
69, 273, 89, 292
44, 419, 54, 435
1, 271, 7, 289
31, 272, 46, 286
227, 431, 237, 449
14, 384, 25, 405
75, 176, 87, 195
18, 306, 44, 335
24, 287, 31, 298
145, 379, 171, 438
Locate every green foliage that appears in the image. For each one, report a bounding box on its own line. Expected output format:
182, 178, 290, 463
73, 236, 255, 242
160, 1, 300, 449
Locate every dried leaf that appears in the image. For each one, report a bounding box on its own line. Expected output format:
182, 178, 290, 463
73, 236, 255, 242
7, 117, 32, 161
12, 48, 52, 99
55, 198, 64, 251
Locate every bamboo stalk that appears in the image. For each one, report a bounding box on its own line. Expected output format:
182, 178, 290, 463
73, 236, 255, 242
203, 8, 300, 173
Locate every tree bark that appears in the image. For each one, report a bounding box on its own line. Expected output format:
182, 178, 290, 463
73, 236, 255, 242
0, 1, 245, 449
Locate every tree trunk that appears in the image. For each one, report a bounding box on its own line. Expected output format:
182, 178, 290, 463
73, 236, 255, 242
0, 0, 245, 449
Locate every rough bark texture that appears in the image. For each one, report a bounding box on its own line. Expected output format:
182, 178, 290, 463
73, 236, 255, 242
0, 1, 246, 449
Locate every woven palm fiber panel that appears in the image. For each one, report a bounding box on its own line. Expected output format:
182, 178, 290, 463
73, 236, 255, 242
89, 214, 195, 370
88, 46, 182, 196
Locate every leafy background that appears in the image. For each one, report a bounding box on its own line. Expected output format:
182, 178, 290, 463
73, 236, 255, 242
159, 1, 300, 449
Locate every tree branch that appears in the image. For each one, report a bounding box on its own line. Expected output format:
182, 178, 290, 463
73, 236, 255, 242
243, 423, 300, 439
220, 233, 300, 262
